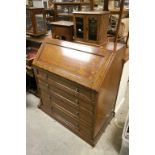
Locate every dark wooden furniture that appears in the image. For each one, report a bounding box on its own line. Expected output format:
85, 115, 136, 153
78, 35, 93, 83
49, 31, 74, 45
44, 9, 54, 22
26, 7, 47, 36
103, 0, 129, 46
26, 31, 52, 96
50, 21, 74, 41
33, 38, 126, 146
26, 42, 40, 96
53, 0, 94, 21
109, 8, 129, 15
73, 11, 110, 45
103, 0, 129, 14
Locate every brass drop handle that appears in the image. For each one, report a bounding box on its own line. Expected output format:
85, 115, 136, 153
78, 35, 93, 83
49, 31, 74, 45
76, 112, 79, 116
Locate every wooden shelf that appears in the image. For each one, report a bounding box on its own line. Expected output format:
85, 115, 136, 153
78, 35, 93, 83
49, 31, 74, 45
57, 13, 73, 17
109, 8, 129, 14
54, 2, 89, 5
53, 0, 94, 20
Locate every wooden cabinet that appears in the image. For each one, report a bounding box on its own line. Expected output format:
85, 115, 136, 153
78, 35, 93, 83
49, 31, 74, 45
50, 21, 74, 41
26, 7, 47, 36
73, 11, 110, 45
33, 38, 126, 146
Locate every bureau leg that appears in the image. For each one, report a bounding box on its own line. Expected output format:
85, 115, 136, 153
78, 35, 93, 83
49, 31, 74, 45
112, 111, 115, 117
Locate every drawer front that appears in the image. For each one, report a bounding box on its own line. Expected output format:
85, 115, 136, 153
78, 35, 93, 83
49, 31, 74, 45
51, 91, 94, 126
36, 69, 95, 139
48, 83, 94, 112
38, 78, 94, 113
52, 104, 79, 129
52, 104, 93, 139
79, 124, 93, 139
36, 69, 94, 102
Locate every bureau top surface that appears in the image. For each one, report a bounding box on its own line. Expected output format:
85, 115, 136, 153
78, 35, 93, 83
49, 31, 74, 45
33, 39, 125, 91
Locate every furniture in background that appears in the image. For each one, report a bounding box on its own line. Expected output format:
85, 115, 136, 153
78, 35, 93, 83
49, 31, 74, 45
73, 11, 109, 45
50, 21, 74, 41
103, 0, 129, 43
44, 8, 54, 22
27, 0, 33, 7
53, 0, 94, 21
26, 31, 52, 96
108, 16, 129, 43
44, 8, 55, 30
33, 38, 126, 146
26, 7, 47, 36
26, 41, 40, 96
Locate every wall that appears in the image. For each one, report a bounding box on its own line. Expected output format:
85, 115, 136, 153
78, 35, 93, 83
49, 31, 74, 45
115, 60, 129, 113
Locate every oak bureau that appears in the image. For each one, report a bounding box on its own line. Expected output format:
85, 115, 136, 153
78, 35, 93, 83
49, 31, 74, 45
33, 38, 126, 146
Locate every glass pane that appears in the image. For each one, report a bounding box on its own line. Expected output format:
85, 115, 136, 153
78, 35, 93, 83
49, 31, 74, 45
35, 14, 46, 33
88, 17, 98, 41
26, 11, 33, 32
57, 5, 79, 14
76, 17, 83, 38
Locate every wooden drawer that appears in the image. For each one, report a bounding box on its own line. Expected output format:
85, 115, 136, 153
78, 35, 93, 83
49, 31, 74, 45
52, 104, 79, 130
49, 84, 94, 112
38, 78, 94, 113
52, 91, 94, 126
53, 104, 93, 139
79, 124, 93, 139
36, 69, 94, 102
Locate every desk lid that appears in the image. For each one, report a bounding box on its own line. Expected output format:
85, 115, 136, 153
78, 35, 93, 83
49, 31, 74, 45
33, 39, 124, 91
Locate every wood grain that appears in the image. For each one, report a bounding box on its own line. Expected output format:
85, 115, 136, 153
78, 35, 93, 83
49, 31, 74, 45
33, 38, 126, 146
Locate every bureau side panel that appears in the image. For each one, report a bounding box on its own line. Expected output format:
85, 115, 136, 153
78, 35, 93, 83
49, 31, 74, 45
94, 47, 125, 140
